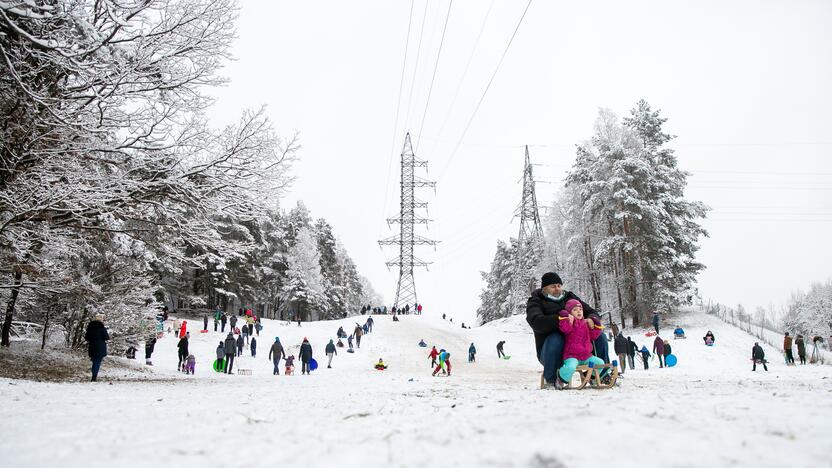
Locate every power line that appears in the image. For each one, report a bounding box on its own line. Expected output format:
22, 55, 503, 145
422, 0, 494, 159
437, 0, 534, 184
415, 0, 454, 153
403, 0, 430, 130
379, 0, 417, 241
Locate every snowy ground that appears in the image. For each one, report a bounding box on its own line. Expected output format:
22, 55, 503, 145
1, 309, 831, 468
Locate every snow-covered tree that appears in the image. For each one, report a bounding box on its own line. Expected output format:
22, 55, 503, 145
476, 240, 516, 324
282, 225, 325, 321
783, 280, 832, 338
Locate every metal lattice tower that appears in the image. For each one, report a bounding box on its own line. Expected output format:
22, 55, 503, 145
510, 145, 545, 314
379, 133, 436, 310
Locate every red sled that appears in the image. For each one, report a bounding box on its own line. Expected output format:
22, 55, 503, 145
645, 331, 657, 337
233, 327, 240, 335
199, 330, 209, 333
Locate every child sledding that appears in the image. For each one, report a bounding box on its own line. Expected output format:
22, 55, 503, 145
374, 358, 387, 370
703, 331, 715, 346
545, 299, 617, 390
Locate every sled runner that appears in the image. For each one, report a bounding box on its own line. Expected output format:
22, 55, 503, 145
502, 355, 512, 360
237, 368, 252, 375
540, 363, 619, 390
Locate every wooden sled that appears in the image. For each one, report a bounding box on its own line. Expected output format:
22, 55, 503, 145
237, 368, 252, 375
539, 364, 619, 390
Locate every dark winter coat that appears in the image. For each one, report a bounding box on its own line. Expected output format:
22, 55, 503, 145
269, 342, 286, 361
177, 337, 189, 356
84, 320, 110, 359
652, 313, 659, 327
325, 342, 337, 355
250, 338, 257, 353
796, 337, 806, 357
614, 334, 628, 354
224, 334, 236, 354
221, 315, 228, 324
783, 335, 793, 351
663, 343, 672, 356
627, 338, 638, 357
525, 289, 599, 357
299, 341, 313, 363
652, 336, 665, 355
216, 344, 225, 360
236, 335, 244, 349
752, 344, 765, 361
230, 316, 237, 328
145, 336, 157, 354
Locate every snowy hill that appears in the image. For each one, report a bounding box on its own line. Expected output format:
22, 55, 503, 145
1, 309, 831, 468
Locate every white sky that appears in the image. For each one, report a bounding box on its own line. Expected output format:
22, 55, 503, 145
208, 0, 832, 325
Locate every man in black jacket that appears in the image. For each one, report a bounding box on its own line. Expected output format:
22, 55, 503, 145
526, 272, 609, 388
85, 314, 110, 382
614, 332, 628, 374
752, 342, 768, 371
626, 336, 637, 370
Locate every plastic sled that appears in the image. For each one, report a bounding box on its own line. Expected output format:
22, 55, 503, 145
310, 358, 318, 371
645, 331, 657, 337
347, 348, 355, 353
673, 334, 686, 340
665, 354, 677, 367
237, 369, 252, 375
213, 359, 226, 372
502, 355, 512, 360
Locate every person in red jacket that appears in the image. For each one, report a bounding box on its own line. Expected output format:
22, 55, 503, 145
428, 346, 439, 368
653, 336, 666, 368
179, 320, 187, 339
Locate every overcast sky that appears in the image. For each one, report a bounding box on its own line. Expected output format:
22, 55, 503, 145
208, 0, 832, 325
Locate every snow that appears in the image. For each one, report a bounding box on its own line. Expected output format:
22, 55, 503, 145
1, 309, 831, 468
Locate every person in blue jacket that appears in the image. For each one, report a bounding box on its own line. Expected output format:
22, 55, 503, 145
640, 345, 651, 370
468, 343, 477, 362
325, 339, 337, 368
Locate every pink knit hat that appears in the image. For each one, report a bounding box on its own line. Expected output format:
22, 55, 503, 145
564, 299, 582, 313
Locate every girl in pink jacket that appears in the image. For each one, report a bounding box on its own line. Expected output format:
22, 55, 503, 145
556, 299, 607, 387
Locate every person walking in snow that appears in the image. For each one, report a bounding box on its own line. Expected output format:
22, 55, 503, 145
614, 332, 628, 374
230, 314, 237, 333
367, 316, 374, 333
202, 313, 208, 331
551, 299, 609, 389
325, 339, 337, 368
347, 334, 354, 351
145, 334, 156, 366
236, 334, 244, 357
215, 341, 225, 370
299, 338, 313, 375
796, 334, 806, 365
651, 311, 660, 335
653, 335, 665, 368
526, 272, 609, 389
268, 337, 286, 375
640, 345, 651, 370
221, 312, 228, 333
250, 336, 257, 357
468, 343, 477, 363
177, 333, 189, 371
85, 314, 110, 382
626, 336, 637, 370
354, 324, 363, 348
432, 349, 451, 376
496, 341, 506, 359
429, 346, 439, 368
213, 308, 222, 332
224, 333, 236, 374
255, 318, 262, 337
663, 339, 672, 363
784, 332, 795, 364
241, 322, 250, 346
752, 342, 768, 371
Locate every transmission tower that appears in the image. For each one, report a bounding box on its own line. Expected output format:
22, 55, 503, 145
509, 145, 545, 314
379, 133, 437, 310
